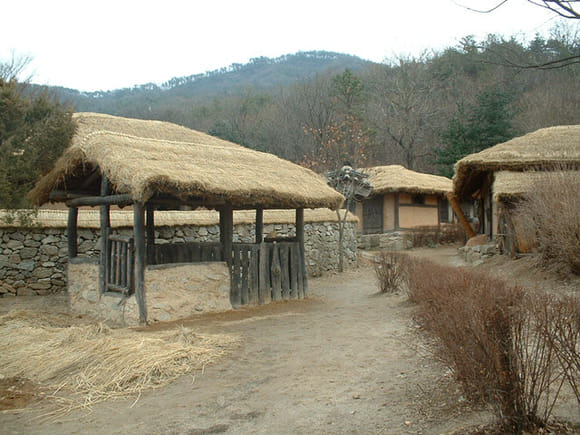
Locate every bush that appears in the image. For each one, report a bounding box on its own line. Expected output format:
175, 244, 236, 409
406, 258, 580, 433
373, 251, 408, 293
513, 169, 580, 275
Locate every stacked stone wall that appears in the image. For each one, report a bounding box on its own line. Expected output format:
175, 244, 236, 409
1, 221, 357, 297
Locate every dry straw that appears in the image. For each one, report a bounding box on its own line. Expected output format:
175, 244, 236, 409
29, 113, 344, 210
454, 125, 580, 197
0, 311, 239, 414
0, 208, 357, 229
360, 165, 452, 196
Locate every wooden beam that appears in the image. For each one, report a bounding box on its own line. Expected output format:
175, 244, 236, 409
446, 192, 476, 239
146, 203, 155, 265
66, 193, 133, 208
67, 207, 78, 258
99, 177, 110, 295
133, 201, 148, 325
255, 208, 263, 243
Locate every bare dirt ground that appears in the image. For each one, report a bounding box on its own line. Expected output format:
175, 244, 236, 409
0, 246, 577, 434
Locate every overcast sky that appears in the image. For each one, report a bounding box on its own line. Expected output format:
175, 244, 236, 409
1, 0, 568, 92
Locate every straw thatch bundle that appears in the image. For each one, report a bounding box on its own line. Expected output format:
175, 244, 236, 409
493, 170, 580, 201
0, 208, 357, 229
361, 165, 452, 196
29, 113, 344, 210
454, 125, 580, 197
0, 311, 238, 412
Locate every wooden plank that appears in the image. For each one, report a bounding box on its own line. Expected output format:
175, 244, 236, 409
67, 207, 78, 258
220, 206, 233, 265
290, 243, 299, 299
271, 244, 282, 301
133, 201, 147, 325
240, 247, 250, 305
255, 208, 264, 243
107, 282, 131, 294
115, 241, 122, 285
258, 242, 271, 304
296, 245, 304, 299
109, 234, 132, 243
280, 243, 290, 299
231, 246, 241, 307
394, 192, 400, 231
249, 245, 259, 304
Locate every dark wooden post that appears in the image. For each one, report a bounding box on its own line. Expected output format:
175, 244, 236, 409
220, 205, 233, 265
67, 207, 78, 259
255, 208, 263, 244
146, 203, 155, 264
296, 208, 308, 295
99, 177, 110, 294
134, 201, 147, 325
394, 193, 400, 231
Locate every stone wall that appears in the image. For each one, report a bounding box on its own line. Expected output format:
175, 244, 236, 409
1, 220, 357, 297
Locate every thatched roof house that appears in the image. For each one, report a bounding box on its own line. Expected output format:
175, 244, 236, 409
454, 125, 580, 199
452, 125, 580, 252
30, 112, 343, 210
30, 113, 345, 325
355, 165, 453, 234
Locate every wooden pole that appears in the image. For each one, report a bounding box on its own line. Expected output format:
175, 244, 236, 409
99, 177, 110, 295
67, 207, 78, 259
221, 205, 234, 265
255, 208, 263, 244
134, 201, 148, 325
146, 203, 155, 264
446, 192, 476, 239
66, 193, 133, 208
394, 193, 400, 231
295, 208, 308, 294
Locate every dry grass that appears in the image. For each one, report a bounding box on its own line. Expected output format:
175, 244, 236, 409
0, 311, 239, 414
361, 165, 452, 196
28, 112, 344, 210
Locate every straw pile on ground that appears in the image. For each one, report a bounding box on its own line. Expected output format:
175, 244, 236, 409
0, 311, 239, 414
29, 112, 343, 210
361, 165, 452, 196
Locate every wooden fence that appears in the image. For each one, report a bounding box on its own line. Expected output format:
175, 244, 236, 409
116, 240, 307, 307
106, 234, 134, 295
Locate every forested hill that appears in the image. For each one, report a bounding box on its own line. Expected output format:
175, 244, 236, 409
44, 51, 374, 115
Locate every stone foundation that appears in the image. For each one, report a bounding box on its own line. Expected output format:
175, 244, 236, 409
68, 260, 231, 326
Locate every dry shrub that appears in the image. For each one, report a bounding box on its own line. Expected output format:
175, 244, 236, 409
407, 223, 465, 248
406, 259, 580, 433
514, 169, 580, 275
373, 251, 409, 293
0, 312, 239, 414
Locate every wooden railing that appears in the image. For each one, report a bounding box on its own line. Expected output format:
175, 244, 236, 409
106, 234, 134, 295
230, 242, 307, 307
149, 242, 223, 265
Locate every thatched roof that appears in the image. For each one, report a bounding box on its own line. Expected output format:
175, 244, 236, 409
0, 208, 357, 229
454, 125, 580, 198
493, 170, 580, 201
361, 165, 452, 196
29, 113, 344, 210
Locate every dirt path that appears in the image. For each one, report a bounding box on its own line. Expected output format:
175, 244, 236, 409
1, 247, 489, 434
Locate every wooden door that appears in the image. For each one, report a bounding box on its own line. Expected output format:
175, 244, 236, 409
363, 196, 384, 234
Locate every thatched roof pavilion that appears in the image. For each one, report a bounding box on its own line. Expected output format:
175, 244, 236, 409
29, 112, 343, 210
453, 125, 580, 198
30, 113, 345, 325
361, 165, 452, 196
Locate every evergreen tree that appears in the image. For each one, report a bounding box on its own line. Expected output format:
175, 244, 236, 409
434, 87, 517, 177
0, 74, 76, 209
